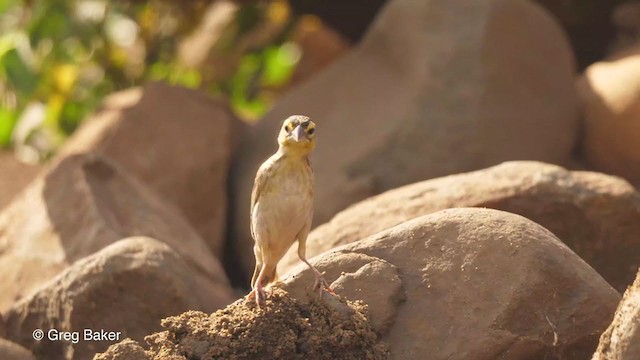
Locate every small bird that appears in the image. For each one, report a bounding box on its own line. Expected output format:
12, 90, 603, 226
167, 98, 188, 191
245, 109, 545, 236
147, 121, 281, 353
248, 115, 331, 306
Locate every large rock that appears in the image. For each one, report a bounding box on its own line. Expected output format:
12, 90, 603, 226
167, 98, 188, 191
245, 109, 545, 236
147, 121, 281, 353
283, 208, 620, 359
3, 237, 234, 360
0, 339, 35, 360
0, 151, 41, 211
59, 82, 236, 257
289, 0, 622, 69
0, 153, 229, 311
593, 269, 640, 360
279, 161, 640, 292
578, 45, 640, 185
231, 0, 578, 275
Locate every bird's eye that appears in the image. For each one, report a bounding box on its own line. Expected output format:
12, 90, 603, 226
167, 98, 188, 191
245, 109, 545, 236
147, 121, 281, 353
284, 124, 291, 132
307, 128, 315, 135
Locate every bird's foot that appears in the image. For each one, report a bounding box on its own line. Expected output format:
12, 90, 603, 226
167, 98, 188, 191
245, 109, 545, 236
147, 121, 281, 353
312, 271, 335, 298
247, 285, 267, 308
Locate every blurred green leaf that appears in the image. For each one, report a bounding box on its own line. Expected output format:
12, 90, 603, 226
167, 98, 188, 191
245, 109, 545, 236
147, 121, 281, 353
59, 100, 88, 135
148, 61, 171, 80
2, 48, 38, 95
228, 53, 267, 119
29, 3, 71, 44
0, 0, 19, 13
172, 67, 201, 88
0, 109, 18, 147
0, 0, 301, 156
262, 44, 298, 86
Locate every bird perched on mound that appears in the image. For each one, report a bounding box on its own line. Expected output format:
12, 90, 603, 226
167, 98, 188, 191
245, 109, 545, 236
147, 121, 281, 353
248, 115, 332, 306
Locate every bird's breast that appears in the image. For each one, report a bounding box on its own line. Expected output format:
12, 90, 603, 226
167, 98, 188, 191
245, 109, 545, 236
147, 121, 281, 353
251, 159, 313, 247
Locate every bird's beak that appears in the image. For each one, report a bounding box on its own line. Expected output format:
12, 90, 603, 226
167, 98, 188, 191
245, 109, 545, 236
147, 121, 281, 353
292, 125, 305, 142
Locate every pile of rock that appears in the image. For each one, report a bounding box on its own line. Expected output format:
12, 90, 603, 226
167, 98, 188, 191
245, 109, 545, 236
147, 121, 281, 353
0, 0, 639, 359
0, 84, 237, 359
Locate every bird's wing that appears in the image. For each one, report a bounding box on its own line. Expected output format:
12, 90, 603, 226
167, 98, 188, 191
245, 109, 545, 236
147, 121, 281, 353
250, 163, 270, 239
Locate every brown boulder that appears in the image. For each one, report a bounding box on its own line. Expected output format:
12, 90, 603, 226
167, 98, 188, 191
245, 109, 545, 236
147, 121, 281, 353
231, 0, 578, 275
0, 153, 229, 311
59, 82, 236, 257
0, 338, 35, 360
279, 161, 640, 292
4, 237, 234, 360
283, 208, 620, 359
593, 269, 640, 360
284, 253, 403, 334
0, 151, 41, 211
289, 0, 621, 69
578, 45, 640, 185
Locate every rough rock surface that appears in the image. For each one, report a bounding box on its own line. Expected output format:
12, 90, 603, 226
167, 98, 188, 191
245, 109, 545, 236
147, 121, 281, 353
283, 208, 620, 359
578, 45, 640, 185
59, 82, 236, 257
0, 151, 41, 211
4, 237, 234, 360
93, 339, 148, 360
280, 161, 640, 292
231, 0, 578, 275
0, 153, 229, 311
0, 338, 36, 360
285, 253, 403, 334
96, 287, 389, 360
592, 269, 640, 360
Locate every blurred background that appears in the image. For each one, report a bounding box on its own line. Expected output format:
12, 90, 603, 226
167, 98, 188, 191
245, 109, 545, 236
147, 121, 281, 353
0, 0, 632, 163
0, 0, 355, 163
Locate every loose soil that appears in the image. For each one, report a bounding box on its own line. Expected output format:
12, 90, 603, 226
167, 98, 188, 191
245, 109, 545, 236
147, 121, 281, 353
95, 287, 389, 360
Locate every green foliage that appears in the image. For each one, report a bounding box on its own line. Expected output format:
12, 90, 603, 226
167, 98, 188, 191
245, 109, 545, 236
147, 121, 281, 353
0, 109, 17, 147
0, 0, 300, 160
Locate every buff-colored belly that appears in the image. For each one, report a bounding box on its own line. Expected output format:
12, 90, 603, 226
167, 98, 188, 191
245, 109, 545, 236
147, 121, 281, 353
252, 186, 311, 262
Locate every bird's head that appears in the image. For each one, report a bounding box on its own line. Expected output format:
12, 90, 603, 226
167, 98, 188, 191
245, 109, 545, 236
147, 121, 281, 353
277, 115, 316, 155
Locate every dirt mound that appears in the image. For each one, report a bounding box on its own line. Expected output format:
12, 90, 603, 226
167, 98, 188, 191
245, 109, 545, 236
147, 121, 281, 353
96, 287, 389, 360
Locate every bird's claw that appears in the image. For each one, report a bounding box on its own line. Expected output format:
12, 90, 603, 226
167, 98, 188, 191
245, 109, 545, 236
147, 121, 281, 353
311, 271, 335, 298
247, 286, 267, 308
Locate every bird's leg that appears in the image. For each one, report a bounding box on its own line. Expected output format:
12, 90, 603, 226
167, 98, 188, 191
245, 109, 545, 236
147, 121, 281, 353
300, 258, 334, 297
298, 237, 334, 297
248, 264, 268, 308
